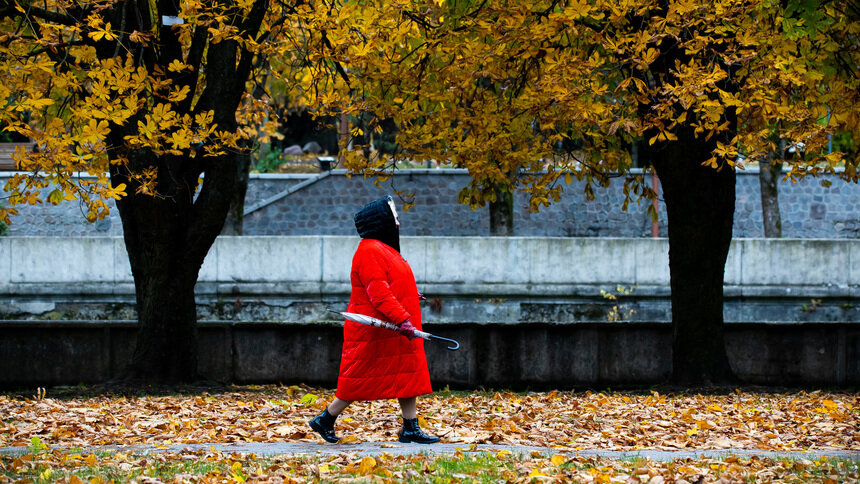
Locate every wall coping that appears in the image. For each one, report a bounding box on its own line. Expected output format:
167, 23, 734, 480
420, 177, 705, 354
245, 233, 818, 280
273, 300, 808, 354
2, 236, 858, 298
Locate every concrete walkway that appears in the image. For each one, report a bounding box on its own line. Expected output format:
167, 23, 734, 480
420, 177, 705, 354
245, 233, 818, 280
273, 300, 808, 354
1, 442, 858, 462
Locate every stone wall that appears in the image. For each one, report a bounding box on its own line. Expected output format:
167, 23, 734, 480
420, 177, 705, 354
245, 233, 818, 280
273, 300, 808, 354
2, 236, 858, 387
3, 236, 859, 326
2, 320, 855, 388
2, 168, 858, 238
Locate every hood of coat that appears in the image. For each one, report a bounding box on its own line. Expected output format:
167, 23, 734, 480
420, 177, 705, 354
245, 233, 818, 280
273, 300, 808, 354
354, 196, 400, 252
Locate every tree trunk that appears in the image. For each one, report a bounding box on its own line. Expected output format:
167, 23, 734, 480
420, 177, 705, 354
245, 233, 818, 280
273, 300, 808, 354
110, 150, 245, 382
110, 158, 203, 382
221, 152, 251, 235
489, 185, 514, 236
758, 152, 783, 238
651, 125, 738, 386
125, 259, 199, 382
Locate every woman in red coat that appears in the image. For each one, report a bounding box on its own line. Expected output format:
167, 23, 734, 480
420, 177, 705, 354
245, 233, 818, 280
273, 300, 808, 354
309, 196, 439, 444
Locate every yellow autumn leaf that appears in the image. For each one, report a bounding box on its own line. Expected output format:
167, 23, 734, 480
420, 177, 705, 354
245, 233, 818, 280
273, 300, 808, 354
47, 189, 64, 205
106, 183, 127, 200
129, 30, 148, 44
168, 85, 191, 102
0, 209, 15, 225
358, 456, 376, 475
351, 42, 373, 57
168, 59, 190, 72
338, 435, 360, 444
550, 454, 567, 466
89, 23, 118, 41
80, 120, 110, 145
28, 97, 56, 110
169, 130, 192, 150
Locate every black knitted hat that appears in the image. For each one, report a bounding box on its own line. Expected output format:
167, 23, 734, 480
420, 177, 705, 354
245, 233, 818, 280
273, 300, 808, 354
354, 196, 400, 252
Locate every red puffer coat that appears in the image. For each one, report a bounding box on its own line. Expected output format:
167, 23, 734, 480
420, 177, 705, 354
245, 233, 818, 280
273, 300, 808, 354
335, 239, 433, 401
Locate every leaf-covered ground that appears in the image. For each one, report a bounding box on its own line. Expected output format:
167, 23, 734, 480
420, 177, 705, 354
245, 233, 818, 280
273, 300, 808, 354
1, 386, 857, 452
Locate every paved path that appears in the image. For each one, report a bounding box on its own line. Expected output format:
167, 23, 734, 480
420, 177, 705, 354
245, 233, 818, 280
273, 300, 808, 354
1, 442, 858, 462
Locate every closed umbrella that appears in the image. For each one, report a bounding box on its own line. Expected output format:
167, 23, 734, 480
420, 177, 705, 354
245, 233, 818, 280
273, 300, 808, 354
328, 309, 460, 351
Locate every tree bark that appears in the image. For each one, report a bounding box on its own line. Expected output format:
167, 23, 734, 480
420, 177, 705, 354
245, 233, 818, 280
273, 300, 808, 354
489, 185, 514, 236
758, 152, 783, 238
651, 124, 737, 385
110, 149, 246, 382
110, 160, 200, 382
124, 252, 199, 382
221, 152, 251, 235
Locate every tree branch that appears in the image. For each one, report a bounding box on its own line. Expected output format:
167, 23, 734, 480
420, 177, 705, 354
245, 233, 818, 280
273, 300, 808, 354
319, 30, 352, 91
1, 4, 79, 25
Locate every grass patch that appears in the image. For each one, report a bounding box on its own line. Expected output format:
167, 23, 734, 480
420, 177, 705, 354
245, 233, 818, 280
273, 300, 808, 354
2, 449, 858, 483
410, 451, 519, 483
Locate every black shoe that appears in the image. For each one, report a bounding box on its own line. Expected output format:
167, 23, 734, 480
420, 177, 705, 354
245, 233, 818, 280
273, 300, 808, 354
309, 408, 340, 443
398, 417, 440, 444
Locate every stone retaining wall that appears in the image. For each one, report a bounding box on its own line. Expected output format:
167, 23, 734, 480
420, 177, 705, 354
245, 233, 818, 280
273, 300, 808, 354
1, 236, 858, 387
2, 169, 858, 238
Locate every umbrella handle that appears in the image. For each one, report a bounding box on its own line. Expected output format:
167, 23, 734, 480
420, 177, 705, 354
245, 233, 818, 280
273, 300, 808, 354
418, 332, 460, 351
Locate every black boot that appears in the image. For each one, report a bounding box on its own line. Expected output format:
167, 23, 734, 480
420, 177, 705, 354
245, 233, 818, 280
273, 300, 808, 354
398, 418, 440, 444
309, 408, 340, 443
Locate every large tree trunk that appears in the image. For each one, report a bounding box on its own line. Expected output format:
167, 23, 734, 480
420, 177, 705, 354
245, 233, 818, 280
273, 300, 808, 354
489, 185, 514, 236
110, 149, 245, 382
759, 152, 783, 238
221, 152, 251, 235
652, 124, 737, 385
112, 178, 202, 382
126, 255, 200, 381
638, 5, 739, 385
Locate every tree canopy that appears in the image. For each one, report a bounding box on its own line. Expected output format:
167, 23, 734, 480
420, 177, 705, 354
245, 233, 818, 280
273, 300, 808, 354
1, 0, 858, 383
298, 0, 858, 207
2, 0, 857, 220
0, 0, 287, 224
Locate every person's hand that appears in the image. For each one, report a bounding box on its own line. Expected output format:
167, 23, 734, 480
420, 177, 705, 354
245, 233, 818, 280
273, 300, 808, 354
398, 319, 417, 340
418, 293, 427, 302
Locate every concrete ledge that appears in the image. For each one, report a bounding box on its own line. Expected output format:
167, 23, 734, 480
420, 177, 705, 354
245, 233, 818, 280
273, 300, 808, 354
3, 236, 859, 297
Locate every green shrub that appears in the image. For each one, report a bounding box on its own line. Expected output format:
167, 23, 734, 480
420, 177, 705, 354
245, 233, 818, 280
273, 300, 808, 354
253, 149, 285, 173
